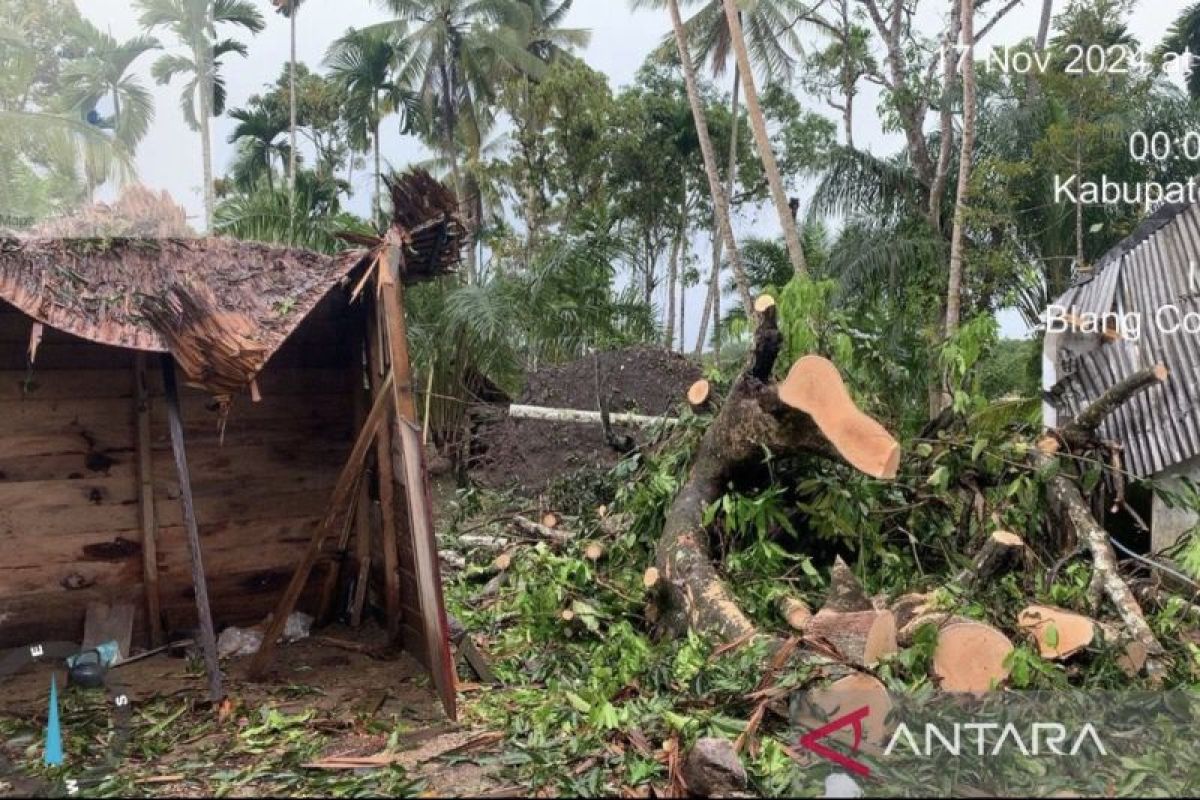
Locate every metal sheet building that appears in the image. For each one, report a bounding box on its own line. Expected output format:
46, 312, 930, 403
1044, 202, 1200, 551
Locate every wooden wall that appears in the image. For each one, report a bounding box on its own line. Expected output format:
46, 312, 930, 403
0, 297, 359, 649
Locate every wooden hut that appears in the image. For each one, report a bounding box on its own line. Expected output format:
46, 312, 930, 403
0, 172, 464, 717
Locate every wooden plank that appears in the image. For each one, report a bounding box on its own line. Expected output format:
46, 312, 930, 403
0, 583, 146, 649
161, 354, 223, 702
378, 247, 457, 720
246, 371, 395, 680
134, 354, 164, 647
0, 477, 141, 537
0, 368, 134, 400
366, 300, 402, 641
0, 450, 137, 483
82, 602, 135, 660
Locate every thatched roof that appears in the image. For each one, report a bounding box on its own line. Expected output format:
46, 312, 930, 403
0, 170, 466, 396
0, 236, 360, 393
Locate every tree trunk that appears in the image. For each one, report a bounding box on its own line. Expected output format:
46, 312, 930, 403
289, 3, 298, 196
655, 305, 901, 641
944, 0, 976, 340
929, 2, 963, 232
667, 0, 754, 320
720, 0, 807, 277
666, 198, 684, 350
373, 120, 382, 221
198, 55, 215, 230
696, 67, 742, 358
1036, 0, 1053, 50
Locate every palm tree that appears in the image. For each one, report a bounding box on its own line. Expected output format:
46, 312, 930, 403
270, 0, 304, 195
636, 0, 805, 351
372, 0, 543, 280
660, 0, 753, 320
137, 0, 265, 229
1160, 3, 1200, 98
945, 0, 976, 345
227, 102, 289, 190
719, 0, 806, 277
61, 21, 160, 151
513, 0, 590, 62
325, 26, 420, 220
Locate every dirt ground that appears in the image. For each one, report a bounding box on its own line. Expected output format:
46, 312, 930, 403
472, 346, 702, 494
0, 623, 508, 797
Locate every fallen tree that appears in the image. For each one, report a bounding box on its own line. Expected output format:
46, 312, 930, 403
650, 296, 1171, 686
652, 300, 900, 643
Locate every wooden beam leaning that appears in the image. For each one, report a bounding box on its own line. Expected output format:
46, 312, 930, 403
367, 297, 403, 641
247, 370, 395, 680
134, 354, 164, 648
160, 354, 223, 701
378, 242, 458, 719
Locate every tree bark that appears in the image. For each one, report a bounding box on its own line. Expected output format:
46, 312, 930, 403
944, 0, 976, 341
373, 120, 382, 221
696, 66, 743, 358
655, 306, 900, 641
929, 2, 963, 232
198, 51, 215, 230
289, 2, 298, 196
666, 195, 684, 350
667, 0, 754, 320
720, 0, 808, 277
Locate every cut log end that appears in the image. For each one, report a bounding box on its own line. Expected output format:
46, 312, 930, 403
825, 556, 872, 613
797, 674, 892, 750
643, 567, 660, 590
584, 543, 604, 561
777, 597, 813, 632
1017, 605, 1097, 660
776, 356, 902, 480
806, 608, 898, 667
688, 379, 712, 411
753, 295, 776, 314
931, 622, 1014, 693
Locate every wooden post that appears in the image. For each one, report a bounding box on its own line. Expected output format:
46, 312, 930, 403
134, 354, 164, 648
377, 242, 458, 719
160, 354, 223, 701
367, 296, 403, 640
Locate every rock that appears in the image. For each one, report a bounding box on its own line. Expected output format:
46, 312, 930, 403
682, 737, 748, 797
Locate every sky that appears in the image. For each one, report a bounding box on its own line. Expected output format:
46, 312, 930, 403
70, 0, 1194, 345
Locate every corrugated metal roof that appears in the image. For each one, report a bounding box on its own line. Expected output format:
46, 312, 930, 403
1049, 203, 1200, 478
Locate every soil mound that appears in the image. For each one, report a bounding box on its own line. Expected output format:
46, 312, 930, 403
471, 346, 702, 494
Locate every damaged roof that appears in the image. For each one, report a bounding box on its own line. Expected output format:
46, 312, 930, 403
0, 170, 466, 396
1049, 202, 1200, 478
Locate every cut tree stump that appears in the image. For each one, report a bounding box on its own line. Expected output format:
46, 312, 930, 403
1017, 605, 1097, 660
931, 622, 1013, 693
957, 530, 1028, 587
805, 609, 897, 667
795, 673, 892, 750
688, 380, 713, 412
824, 556, 873, 612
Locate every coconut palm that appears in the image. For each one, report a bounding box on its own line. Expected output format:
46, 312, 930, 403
324, 26, 421, 221
512, 0, 590, 62
61, 21, 160, 151
635, 0, 805, 351
1160, 2, 1200, 98
137, 0, 266, 229
719, 0, 806, 277
270, 0, 304, 194
227, 101, 289, 191
371, 0, 544, 280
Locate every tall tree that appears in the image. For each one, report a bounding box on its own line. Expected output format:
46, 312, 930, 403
663, 0, 753, 317
227, 99, 289, 191
1160, 2, 1200, 98
945, 0, 977, 343
138, 0, 265, 229
270, 0, 303, 195
374, 0, 542, 281
325, 25, 419, 220
61, 20, 160, 151
719, 0, 806, 277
